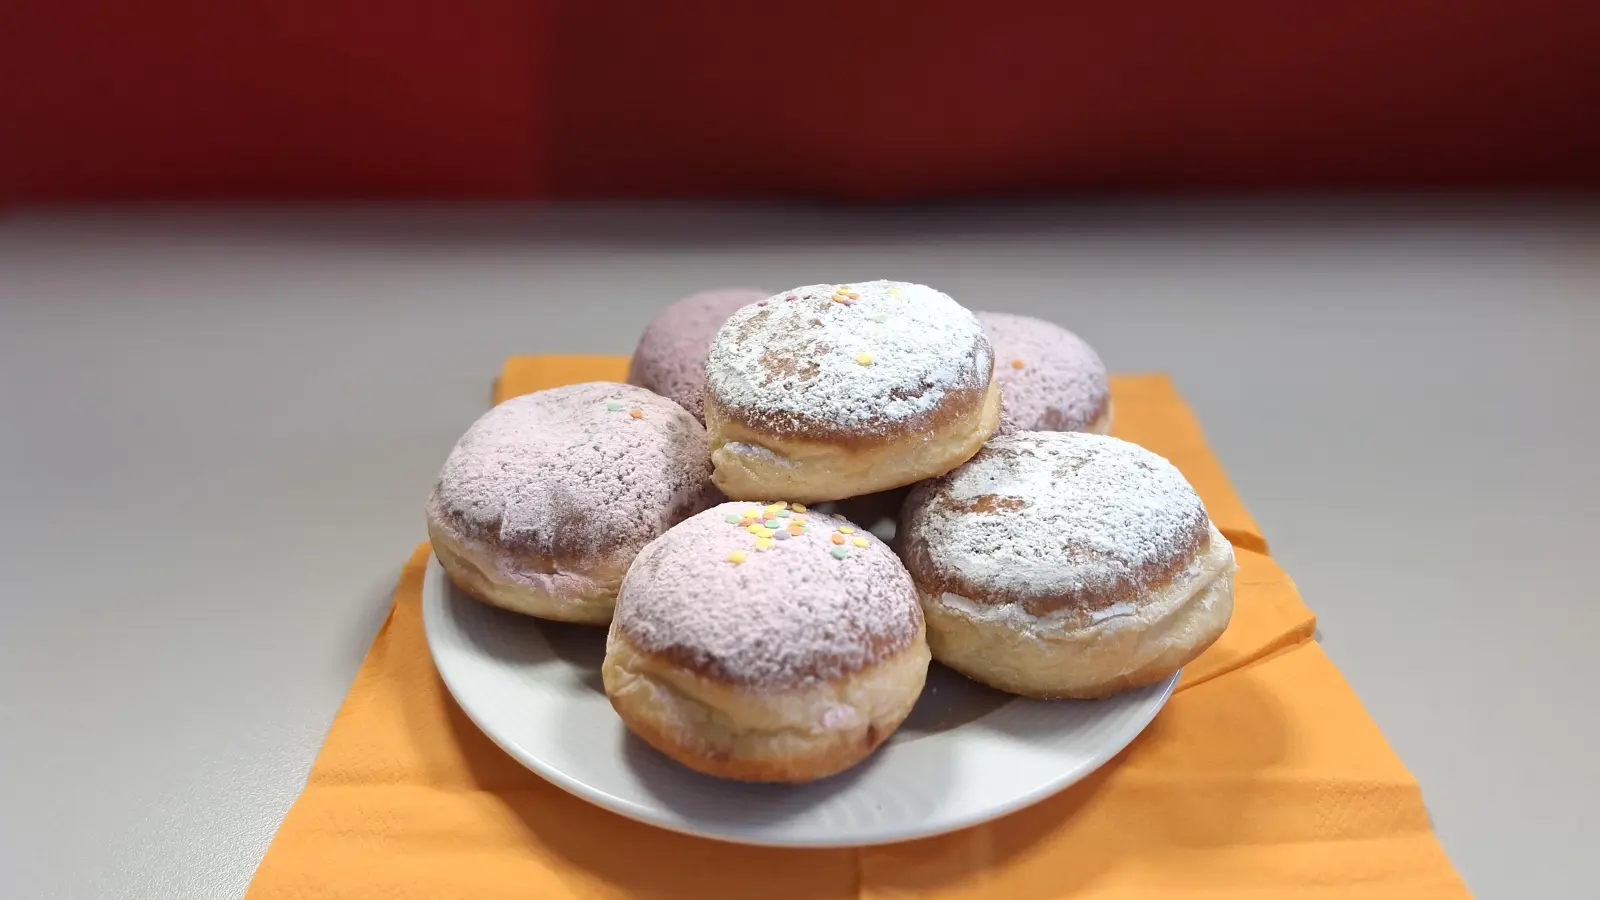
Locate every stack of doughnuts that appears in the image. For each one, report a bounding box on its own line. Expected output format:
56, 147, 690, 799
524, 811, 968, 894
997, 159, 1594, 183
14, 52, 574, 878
428, 280, 1234, 783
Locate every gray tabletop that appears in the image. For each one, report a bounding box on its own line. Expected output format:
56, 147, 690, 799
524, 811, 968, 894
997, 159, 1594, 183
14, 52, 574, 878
1, 202, 1595, 899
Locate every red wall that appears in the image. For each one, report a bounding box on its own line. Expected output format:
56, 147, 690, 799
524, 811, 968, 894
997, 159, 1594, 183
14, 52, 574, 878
5, 2, 1597, 203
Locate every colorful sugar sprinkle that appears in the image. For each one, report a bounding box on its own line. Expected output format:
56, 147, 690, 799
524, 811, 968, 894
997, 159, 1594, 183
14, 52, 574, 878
1011, 359, 1026, 369
727, 551, 746, 564
725, 514, 741, 524
788, 525, 805, 536
831, 533, 846, 545
755, 527, 776, 539
747, 524, 763, 535
629, 409, 644, 419
773, 529, 791, 540
776, 508, 792, 518
791, 503, 808, 513
755, 537, 775, 550
831, 547, 850, 559
856, 353, 873, 366
852, 536, 869, 548
605, 402, 623, 411
838, 526, 856, 535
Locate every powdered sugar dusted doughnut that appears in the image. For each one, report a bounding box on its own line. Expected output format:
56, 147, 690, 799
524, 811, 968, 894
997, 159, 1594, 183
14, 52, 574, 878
899, 431, 1234, 699
628, 287, 768, 421
603, 501, 929, 782
426, 383, 715, 624
704, 280, 1001, 502
978, 311, 1111, 434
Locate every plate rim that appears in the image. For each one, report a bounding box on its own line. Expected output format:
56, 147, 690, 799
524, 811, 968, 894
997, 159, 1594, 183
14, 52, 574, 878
421, 552, 1177, 848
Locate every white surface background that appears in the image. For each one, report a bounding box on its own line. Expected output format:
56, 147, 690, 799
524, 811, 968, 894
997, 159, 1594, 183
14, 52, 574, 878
0, 202, 1595, 899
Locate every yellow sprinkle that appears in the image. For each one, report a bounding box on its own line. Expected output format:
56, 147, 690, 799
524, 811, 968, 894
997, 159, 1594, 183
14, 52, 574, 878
838, 526, 855, 535
856, 352, 873, 366
852, 536, 869, 548
755, 537, 775, 550
837, 285, 853, 291
743, 508, 762, 518
765, 502, 786, 512
887, 287, 901, 294
756, 526, 775, 538
791, 503, 807, 513
727, 551, 745, 564
746, 524, 763, 535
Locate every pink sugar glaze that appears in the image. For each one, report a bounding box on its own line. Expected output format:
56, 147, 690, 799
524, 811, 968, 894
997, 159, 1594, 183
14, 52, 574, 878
978, 311, 1109, 433
427, 383, 715, 594
614, 502, 923, 688
628, 287, 770, 421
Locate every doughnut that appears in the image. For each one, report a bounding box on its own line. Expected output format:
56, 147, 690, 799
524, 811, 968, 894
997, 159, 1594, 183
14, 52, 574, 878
627, 287, 768, 421
426, 382, 715, 624
977, 311, 1112, 434
898, 431, 1234, 699
603, 501, 930, 782
704, 280, 1001, 503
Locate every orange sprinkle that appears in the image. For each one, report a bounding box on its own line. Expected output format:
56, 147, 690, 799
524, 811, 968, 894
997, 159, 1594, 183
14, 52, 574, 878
831, 533, 845, 545
832, 294, 849, 304
629, 409, 644, 418
846, 292, 860, 299
788, 525, 805, 536
852, 536, 869, 548
1011, 359, 1026, 370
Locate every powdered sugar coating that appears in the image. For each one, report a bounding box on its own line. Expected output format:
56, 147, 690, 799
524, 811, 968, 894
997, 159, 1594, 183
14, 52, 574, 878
978, 312, 1109, 433
427, 383, 714, 577
900, 432, 1211, 613
705, 281, 993, 438
628, 287, 769, 421
614, 502, 923, 688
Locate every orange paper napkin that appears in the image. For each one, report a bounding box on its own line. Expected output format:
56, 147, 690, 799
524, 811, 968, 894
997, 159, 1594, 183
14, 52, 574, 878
246, 357, 1471, 899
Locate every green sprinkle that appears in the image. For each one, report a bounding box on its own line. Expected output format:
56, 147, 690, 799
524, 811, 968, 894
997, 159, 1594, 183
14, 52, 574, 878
605, 402, 623, 411
776, 508, 792, 518
831, 546, 849, 559
724, 514, 741, 524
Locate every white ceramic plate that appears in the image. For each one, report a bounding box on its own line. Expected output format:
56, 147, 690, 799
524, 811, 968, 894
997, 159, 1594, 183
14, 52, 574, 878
422, 554, 1176, 847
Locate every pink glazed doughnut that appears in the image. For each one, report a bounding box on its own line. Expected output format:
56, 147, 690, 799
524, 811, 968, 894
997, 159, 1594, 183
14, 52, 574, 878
977, 311, 1112, 434
628, 287, 769, 421
426, 382, 717, 624
602, 501, 930, 783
